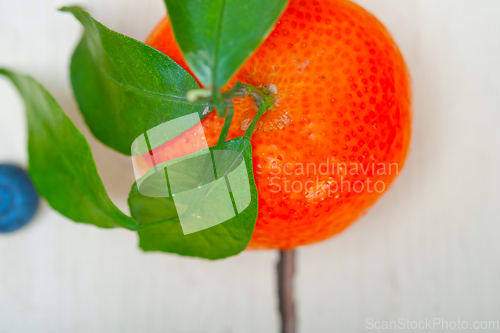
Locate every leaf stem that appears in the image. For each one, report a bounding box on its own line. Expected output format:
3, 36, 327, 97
187, 82, 247, 107
243, 102, 267, 140
213, 89, 226, 118
216, 103, 234, 149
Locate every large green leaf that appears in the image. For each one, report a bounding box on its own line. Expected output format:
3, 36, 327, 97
0, 69, 137, 230
61, 6, 210, 155
128, 137, 258, 259
164, 0, 288, 95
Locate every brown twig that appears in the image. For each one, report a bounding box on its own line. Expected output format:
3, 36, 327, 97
277, 249, 296, 333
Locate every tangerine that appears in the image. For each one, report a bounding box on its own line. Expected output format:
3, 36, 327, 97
145, 0, 411, 249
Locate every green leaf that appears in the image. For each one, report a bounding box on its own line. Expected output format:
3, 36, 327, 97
128, 137, 258, 259
0, 69, 137, 230
164, 0, 288, 96
61, 6, 210, 155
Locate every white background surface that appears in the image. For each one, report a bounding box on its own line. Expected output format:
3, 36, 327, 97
1, 0, 500, 332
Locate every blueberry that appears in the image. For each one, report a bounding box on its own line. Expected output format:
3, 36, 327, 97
0, 164, 39, 233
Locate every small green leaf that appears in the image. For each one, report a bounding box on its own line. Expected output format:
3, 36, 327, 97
61, 6, 210, 155
0, 69, 137, 230
128, 137, 258, 259
164, 0, 288, 94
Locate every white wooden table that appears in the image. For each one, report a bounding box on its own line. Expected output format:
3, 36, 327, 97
1, 0, 499, 332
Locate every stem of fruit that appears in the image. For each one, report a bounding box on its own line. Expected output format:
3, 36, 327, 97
244, 83, 268, 102
277, 249, 296, 333
213, 82, 275, 148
